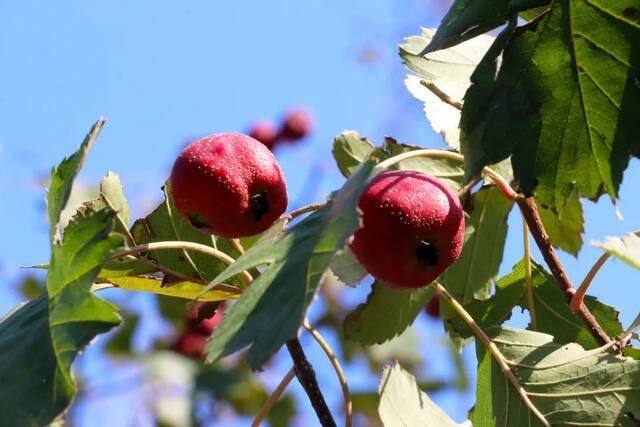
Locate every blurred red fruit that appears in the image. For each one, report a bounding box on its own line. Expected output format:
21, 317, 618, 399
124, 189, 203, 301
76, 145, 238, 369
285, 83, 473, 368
279, 108, 314, 142
172, 332, 208, 359
425, 294, 440, 319
249, 120, 279, 150
186, 302, 224, 334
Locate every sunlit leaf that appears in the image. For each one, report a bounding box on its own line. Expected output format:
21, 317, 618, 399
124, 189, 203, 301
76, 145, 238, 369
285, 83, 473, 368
332, 131, 375, 178
537, 188, 584, 256
105, 276, 239, 302
593, 232, 640, 270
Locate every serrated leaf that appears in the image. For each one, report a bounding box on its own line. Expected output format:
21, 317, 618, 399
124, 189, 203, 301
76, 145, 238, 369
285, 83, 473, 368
461, 1, 640, 210
343, 282, 435, 345
332, 131, 375, 178
131, 183, 242, 285
473, 327, 640, 426
516, 261, 624, 350
202, 161, 377, 369
47, 118, 104, 243
537, 188, 584, 256
329, 247, 367, 287
440, 186, 513, 303
400, 28, 494, 149
0, 121, 124, 425
104, 276, 239, 302
593, 232, 640, 270
378, 363, 465, 427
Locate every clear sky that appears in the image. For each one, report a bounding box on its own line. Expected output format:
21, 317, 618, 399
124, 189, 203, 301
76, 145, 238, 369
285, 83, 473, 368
1, 1, 639, 426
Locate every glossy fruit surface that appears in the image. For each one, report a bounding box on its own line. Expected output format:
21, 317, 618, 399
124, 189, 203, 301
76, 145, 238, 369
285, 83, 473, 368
350, 170, 464, 289
171, 132, 288, 238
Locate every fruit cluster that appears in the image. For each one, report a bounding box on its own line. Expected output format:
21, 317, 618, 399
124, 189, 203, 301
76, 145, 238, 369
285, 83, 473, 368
170, 132, 464, 290
248, 108, 314, 150
172, 303, 224, 359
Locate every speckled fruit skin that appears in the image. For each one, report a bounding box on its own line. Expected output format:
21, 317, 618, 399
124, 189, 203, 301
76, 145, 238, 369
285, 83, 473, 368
170, 132, 288, 238
350, 170, 464, 289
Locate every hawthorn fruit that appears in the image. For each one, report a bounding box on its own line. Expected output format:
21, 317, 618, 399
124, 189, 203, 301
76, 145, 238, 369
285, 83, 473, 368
279, 108, 314, 142
350, 170, 464, 289
424, 294, 440, 318
248, 120, 279, 150
171, 132, 288, 238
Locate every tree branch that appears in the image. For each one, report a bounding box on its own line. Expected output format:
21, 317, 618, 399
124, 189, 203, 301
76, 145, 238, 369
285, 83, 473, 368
515, 196, 613, 348
286, 338, 337, 427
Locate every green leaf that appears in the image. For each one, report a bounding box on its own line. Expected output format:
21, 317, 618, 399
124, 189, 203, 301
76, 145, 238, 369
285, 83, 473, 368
517, 261, 624, 350
329, 246, 367, 287
593, 232, 640, 270
378, 363, 465, 427
537, 188, 584, 256
424, 0, 550, 53
104, 312, 139, 356
473, 327, 640, 426
47, 118, 105, 243
461, 1, 640, 210
332, 131, 375, 178
105, 276, 239, 302
400, 28, 494, 149
131, 183, 242, 285
343, 282, 435, 345
440, 186, 513, 303
384, 138, 465, 191
203, 161, 377, 369
99, 258, 158, 278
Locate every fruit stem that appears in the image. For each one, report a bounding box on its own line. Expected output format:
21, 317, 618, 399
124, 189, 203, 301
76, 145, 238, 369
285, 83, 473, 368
303, 320, 352, 427
111, 241, 253, 285
286, 338, 337, 427
375, 149, 517, 201
433, 282, 550, 427
523, 220, 537, 331
252, 368, 296, 427
515, 196, 614, 348
287, 203, 326, 221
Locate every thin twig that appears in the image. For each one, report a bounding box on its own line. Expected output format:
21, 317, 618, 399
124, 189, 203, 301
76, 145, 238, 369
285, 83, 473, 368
434, 282, 550, 427
252, 368, 296, 427
288, 203, 326, 221
286, 338, 337, 427
523, 220, 537, 331
375, 149, 517, 201
419, 80, 463, 111
303, 320, 352, 427
570, 230, 640, 312
110, 241, 253, 285
515, 196, 613, 348
230, 238, 245, 256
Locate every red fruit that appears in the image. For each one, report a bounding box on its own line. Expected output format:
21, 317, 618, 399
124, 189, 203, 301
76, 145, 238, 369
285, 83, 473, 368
425, 294, 440, 318
171, 132, 288, 238
249, 120, 279, 150
279, 108, 314, 142
186, 302, 224, 334
350, 170, 464, 289
172, 332, 207, 359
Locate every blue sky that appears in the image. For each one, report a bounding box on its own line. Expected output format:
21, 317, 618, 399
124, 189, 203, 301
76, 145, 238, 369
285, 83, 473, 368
1, 1, 639, 426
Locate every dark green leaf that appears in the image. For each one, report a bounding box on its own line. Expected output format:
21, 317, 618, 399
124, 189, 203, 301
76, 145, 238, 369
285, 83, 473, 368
537, 188, 584, 256
131, 183, 242, 285
461, 1, 640, 210
203, 162, 377, 368
332, 131, 375, 178
47, 118, 105, 243
440, 186, 513, 303
424, 0, 550, 53
343, 282, 434, 345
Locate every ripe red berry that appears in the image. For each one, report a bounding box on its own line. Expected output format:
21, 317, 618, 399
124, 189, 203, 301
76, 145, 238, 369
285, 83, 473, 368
171, 132, 288, 238
424, 294, 440, 318
172, 332, 207, 359
248, 120, 279, 150
279, 108, 314, 142
350, 170, 464, 289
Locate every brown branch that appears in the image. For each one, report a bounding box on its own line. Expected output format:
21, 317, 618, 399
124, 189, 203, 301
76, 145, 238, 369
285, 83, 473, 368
515, 196, 614, 348
419, 80, 463, 111
286, 338, 337, 427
